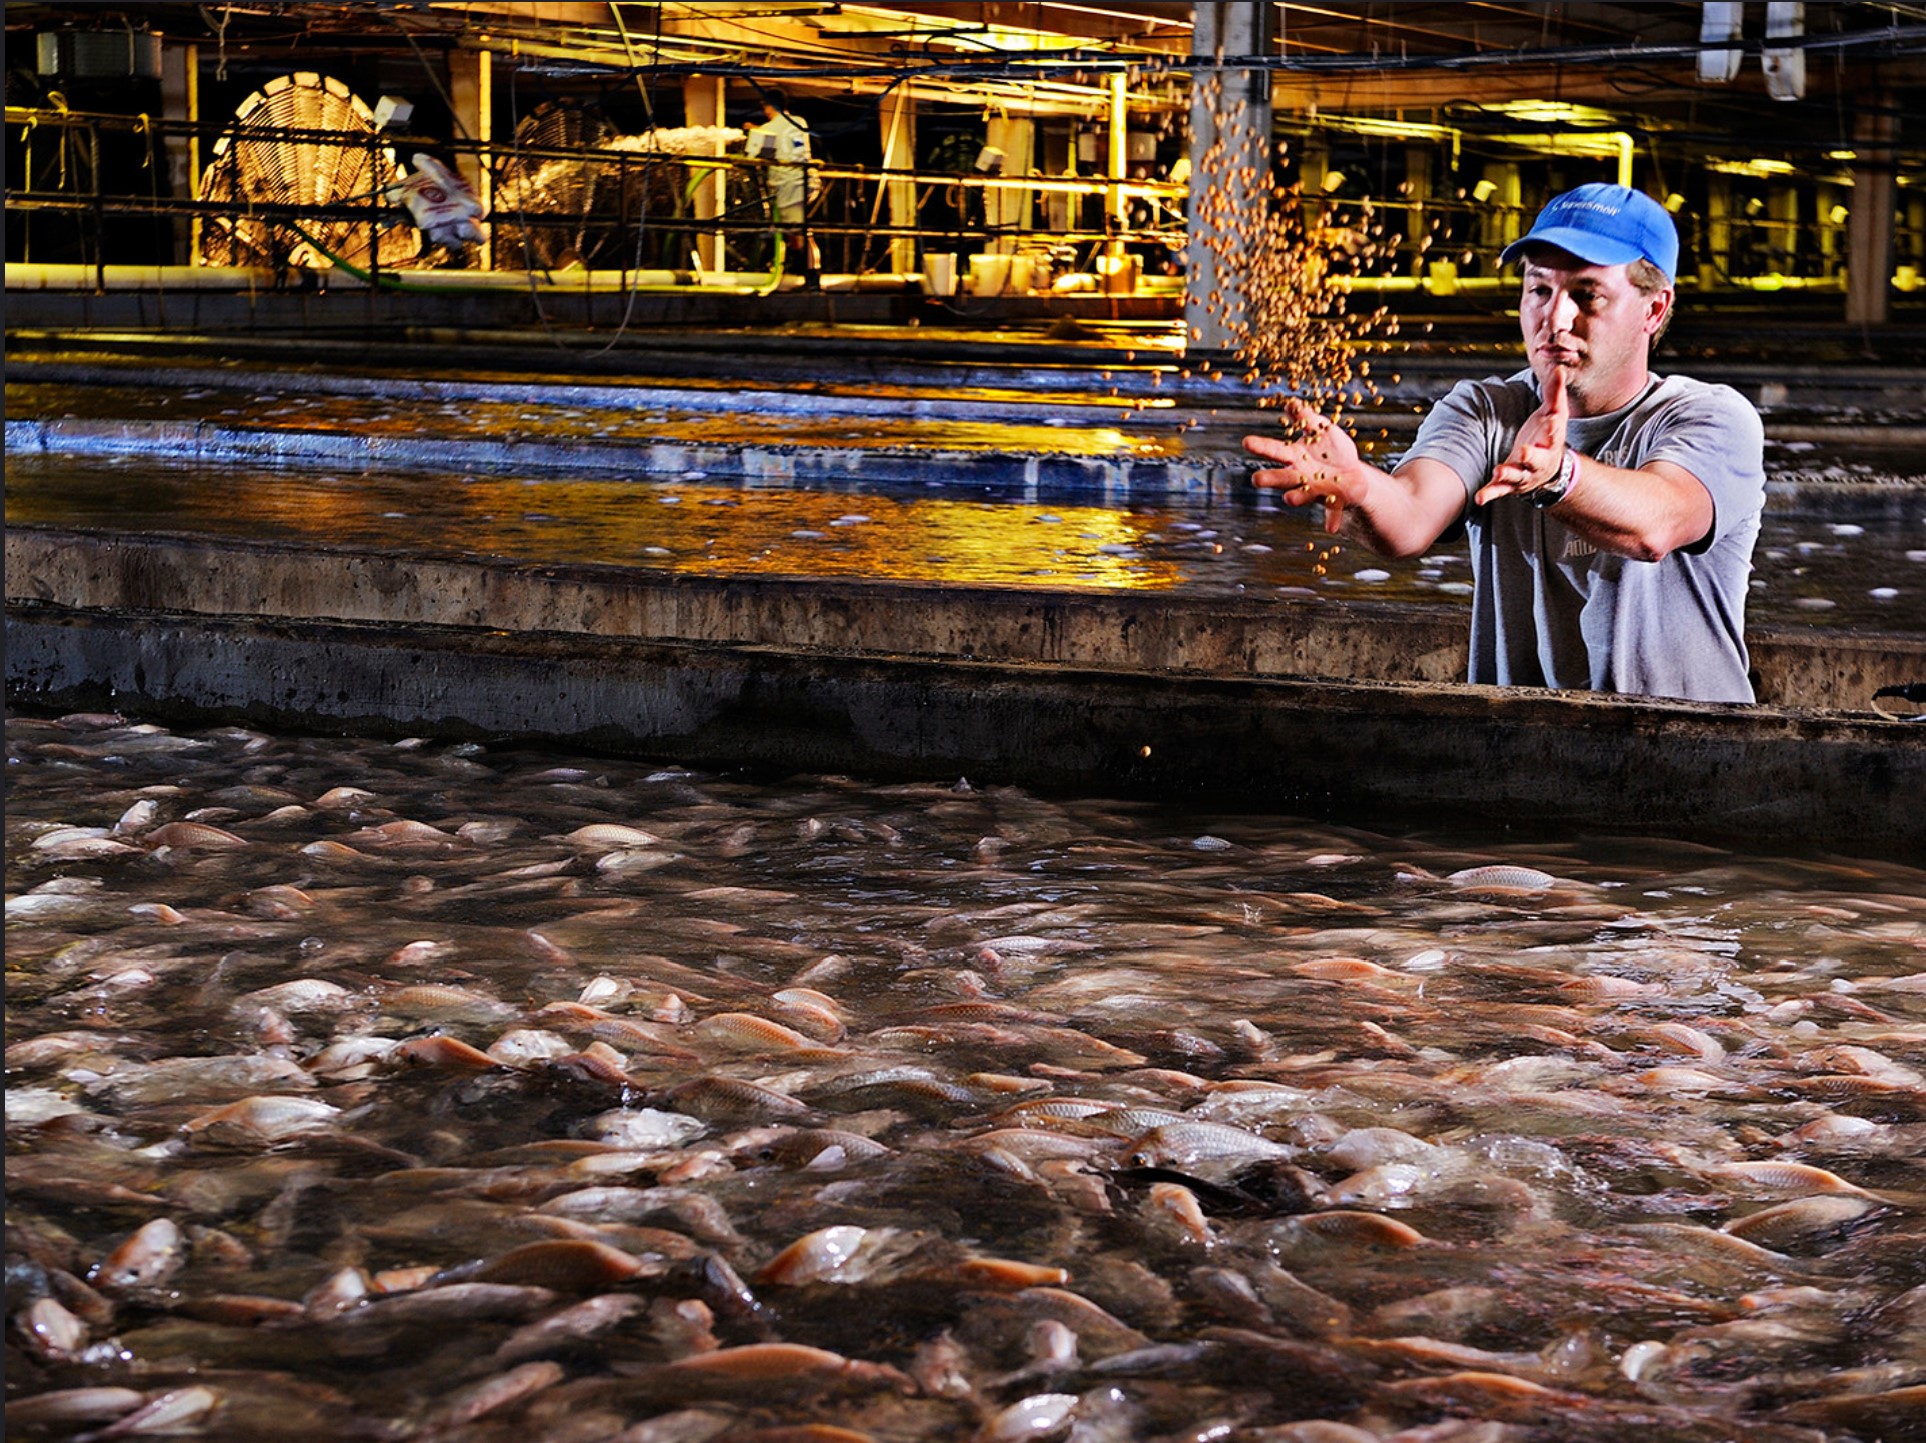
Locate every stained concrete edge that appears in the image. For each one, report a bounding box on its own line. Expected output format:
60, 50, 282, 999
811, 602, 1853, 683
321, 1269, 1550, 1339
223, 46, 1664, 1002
8, 603, 1920, 856
10, 526, 1920, 711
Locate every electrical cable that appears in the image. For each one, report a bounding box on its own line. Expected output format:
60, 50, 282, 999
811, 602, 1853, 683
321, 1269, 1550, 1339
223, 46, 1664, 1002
389, 15, 469, 139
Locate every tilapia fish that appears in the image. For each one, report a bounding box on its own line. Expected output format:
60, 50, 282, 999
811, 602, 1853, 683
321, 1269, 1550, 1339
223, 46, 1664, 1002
7, 713, 1923, 1441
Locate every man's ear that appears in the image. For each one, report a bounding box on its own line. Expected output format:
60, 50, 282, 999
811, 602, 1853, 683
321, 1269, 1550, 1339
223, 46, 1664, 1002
1646, 288, 1674, 336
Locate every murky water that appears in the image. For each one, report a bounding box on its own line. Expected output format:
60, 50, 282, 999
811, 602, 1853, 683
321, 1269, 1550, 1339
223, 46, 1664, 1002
8, 712, 1925, 1442
6, 452, 1922, 631
6, 379, 1186, 460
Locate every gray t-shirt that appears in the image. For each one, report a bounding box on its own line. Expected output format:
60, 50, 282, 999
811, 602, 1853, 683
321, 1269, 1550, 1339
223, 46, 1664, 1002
1403, 370, 1765, 703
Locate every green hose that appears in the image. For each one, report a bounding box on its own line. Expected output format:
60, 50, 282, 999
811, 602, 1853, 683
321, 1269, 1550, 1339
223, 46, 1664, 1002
283, 220, 769, 295
285, 221, 475, 292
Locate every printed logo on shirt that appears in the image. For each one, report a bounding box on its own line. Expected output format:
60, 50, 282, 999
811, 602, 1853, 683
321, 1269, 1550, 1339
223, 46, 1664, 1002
1559, 442, 1625, 561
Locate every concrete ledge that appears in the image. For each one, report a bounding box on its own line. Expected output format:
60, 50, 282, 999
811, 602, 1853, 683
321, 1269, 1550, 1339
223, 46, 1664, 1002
7, 528, 1915, 711
0, 286, 916, 333
8, 602, 1920, 855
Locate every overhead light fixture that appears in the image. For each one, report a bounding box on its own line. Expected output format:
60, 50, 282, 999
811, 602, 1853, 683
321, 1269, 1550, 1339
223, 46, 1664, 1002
1322, 170, 1348, 193
1707, 157, 1798, 179
1829, 203, 1849, 225
1745, 196, 1765, 216
1480, 100, 1620, 128
1471, 178, 1498, 204
1763, 0, 1807, 101
1664, 192, 1686, 213
1038, 1, 1194, 27
373, 95, 415, 131
1699, 1, 1743, 84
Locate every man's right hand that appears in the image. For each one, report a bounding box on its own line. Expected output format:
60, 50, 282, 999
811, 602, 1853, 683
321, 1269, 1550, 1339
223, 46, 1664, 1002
1243, 400, 1367, 535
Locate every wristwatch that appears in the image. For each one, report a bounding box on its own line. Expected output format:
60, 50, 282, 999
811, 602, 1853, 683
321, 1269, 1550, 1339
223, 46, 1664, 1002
1531, 447, 1579, 509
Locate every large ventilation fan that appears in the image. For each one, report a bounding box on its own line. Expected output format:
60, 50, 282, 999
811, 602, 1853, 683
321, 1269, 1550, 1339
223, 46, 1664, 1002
493, 101, 624, 270
198, 72, 419, 271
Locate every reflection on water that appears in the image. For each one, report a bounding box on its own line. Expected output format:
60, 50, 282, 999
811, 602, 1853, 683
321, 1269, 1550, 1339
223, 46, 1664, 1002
8, 714, 1925, 1441
6, 380, 1180, 461
6, 452, 1922, 626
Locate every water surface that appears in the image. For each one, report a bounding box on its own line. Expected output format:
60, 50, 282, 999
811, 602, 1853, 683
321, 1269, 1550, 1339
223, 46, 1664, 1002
8, 714, 1924, 1441
7, 452, 1921, 630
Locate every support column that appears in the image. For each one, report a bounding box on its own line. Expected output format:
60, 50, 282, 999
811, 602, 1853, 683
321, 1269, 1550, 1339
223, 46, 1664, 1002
1499, 165, 1523, 249
160, 42, 198, 265
1905, 193, 1926, 289
1767, 184, 1799, 275
1817, 181, 1843, 280
1185, 0, 1275, 353
448, 48, 492, 268
1299, 133, 1331, 237
985, 115, 1034, 255
1403, 144, 1430, 277
1479, 162, 1521, 273
1106, 70, 1129, 244
1704, 174, 1732, 291
683, 75, 728, 274
878, 86, 917, 276
1846, 93, 1896, 326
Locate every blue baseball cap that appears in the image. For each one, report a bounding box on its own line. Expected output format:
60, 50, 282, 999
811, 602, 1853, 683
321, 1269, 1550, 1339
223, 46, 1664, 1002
1500, 183, 1678, 284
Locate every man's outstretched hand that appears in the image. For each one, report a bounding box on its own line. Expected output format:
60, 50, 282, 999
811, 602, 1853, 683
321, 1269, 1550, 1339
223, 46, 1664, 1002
1478, 363, 1570, 506
1244, 400, 1367, 536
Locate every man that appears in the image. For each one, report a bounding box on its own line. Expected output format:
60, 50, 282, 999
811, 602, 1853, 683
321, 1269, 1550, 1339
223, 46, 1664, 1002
746, 90, 819, 275
1244, 183, 1766, 703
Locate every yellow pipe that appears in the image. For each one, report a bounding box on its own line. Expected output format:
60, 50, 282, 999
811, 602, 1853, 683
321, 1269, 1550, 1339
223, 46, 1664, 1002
7, 263, 269, 289
2, 261, 788, 293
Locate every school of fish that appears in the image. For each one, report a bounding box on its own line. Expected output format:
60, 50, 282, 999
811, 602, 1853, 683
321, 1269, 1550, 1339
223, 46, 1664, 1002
7, 712, 1925, 1443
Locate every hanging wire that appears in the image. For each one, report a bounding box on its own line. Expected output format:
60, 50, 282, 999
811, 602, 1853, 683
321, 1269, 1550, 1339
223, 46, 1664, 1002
198, 3, 230, 82
388, 16, 469, 139
609, 3, 659, 128
136, 110, 169, 323
501, 66, 663, 355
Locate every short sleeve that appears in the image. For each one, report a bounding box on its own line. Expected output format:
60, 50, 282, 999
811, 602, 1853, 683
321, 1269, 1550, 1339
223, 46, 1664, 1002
1637, 383, 1766, 550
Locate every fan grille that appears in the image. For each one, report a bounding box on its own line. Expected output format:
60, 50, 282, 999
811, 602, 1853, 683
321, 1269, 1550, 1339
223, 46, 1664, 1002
198, 72, 419, 270
493, 102, 623, 270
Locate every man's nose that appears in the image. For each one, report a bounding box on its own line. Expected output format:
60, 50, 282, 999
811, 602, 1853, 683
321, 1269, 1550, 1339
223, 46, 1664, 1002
1548, 290, 1580, 333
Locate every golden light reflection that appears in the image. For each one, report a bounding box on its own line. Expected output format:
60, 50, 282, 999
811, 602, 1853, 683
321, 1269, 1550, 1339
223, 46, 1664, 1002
714, 497, 1169, 587
5, 459, 1189, 592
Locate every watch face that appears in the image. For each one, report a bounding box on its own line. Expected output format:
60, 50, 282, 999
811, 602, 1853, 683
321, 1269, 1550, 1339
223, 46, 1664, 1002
1533, 451, 1576, 508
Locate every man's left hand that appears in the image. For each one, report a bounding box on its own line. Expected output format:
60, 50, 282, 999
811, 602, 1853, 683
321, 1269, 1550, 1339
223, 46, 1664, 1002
1479, 363, 1571, 505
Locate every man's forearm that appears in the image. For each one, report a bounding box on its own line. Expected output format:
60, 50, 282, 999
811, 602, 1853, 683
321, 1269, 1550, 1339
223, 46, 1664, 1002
1545, 454, 1714, 562
1335, 460, 1467, 559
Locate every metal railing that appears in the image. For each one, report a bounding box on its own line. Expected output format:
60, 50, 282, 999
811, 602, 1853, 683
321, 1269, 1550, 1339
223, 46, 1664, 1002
9, 104, 1922, 296
6, 105, 1190, 289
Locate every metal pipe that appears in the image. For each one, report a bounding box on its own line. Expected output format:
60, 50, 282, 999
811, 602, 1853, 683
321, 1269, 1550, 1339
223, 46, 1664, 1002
0, 262, 883, 293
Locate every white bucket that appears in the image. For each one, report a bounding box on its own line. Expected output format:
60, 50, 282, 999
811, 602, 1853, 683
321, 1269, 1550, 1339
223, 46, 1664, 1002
921, 253, 958, 297
1095, 253, 1139, 295
969, 253, 1013, 294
